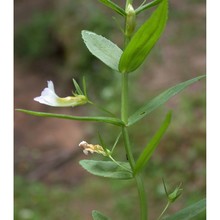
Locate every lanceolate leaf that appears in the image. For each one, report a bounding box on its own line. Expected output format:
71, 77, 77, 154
135, 0, 163, 15
72, 78, 83, 95
82, 30, 123, 71
79, 160, 133, 179
163, 199, 206, 220
98, 0, 125, 16
128, 75, 205, 126
119, 0, 168, 73
16, 109, 125, 126
92, 210, 111, 220
134, 112, 172, 175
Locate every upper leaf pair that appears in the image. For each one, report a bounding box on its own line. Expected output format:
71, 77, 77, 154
97, 0, 163, 16
82, 0, 168, 73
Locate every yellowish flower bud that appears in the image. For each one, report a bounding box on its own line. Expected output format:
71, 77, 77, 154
79, 141, 110, 156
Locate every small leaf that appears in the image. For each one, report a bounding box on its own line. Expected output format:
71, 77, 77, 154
92, 210, 111, 220
16, 109, 125, 126
97, 132, 110, 156
135, 0, 163, 15
163, 199, 206, 220
72, 78, 83, 95
134, 111, 171, 175
82, 76, 88, 98
79, 160, 133, 179
82, 30, 123, 71
111, 132, 122, 153
162, 180, 183, 203
98, 0, 125, 16
119, 0, 168, 73
128, 75, 205, 126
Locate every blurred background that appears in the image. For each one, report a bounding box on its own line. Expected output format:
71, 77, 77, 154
14, 0, 206, 219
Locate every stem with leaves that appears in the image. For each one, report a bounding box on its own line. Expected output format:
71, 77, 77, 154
121, 76, 148, 220
121, 2, 148, 219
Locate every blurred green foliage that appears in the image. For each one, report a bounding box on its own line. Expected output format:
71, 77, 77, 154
15, 12, 56, 60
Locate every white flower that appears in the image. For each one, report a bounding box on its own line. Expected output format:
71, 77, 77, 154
34, 81, 87, 107
79, 141, 110, 156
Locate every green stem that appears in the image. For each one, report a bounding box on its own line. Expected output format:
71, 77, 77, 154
135, 174, 148, 220
122, 127, 135, 170
122, 126, 148, 220
121, 73, 129, 123
157, 201, 170, 220
121, 3, 148, 219
120, 49, 148, 220
89, 101, 116, 117
109, 155, 132, 173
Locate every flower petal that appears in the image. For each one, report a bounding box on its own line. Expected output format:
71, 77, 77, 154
47, 81, 55, 91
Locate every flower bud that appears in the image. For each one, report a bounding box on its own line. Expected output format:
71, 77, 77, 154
79, 141, 110, 156
168, 184, 183, 203
125, 3, 136, 37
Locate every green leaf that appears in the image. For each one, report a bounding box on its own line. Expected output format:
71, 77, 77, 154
97, 132, 110, 156
82, 30, 123, 71
72, 78, 83, 95
163, 199, 206, 220
119, 0, 168, 73
134, 111, 171, 175
16, 109, 125, 126
162, 179, 183, 203
111, 132, 122, 153
79, 160, 133, 179
82, 76, 88, 98
135, 0, 163, 15
98, 0, 125, 16
128, 75, 205, 126
92, 210, 111, 220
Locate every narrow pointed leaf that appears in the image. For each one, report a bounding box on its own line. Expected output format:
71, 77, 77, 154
163, 199, 206, 220
98, 0, 125, 16
111, 132, 122, 153
72, 78, 83, 95
128, 75, 205, 126
92, 210, 111, 220
134, 111, 172, 174
82, 30, 123, 71
16, 109, 125, 126
119, 0, 168, 73
97, 132, 110, 155
82, 76, 88, 98
79, 160, 133, 179
135, 0, 162, 15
